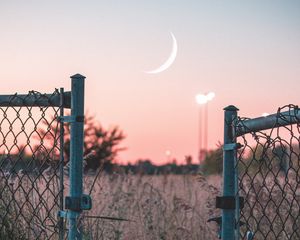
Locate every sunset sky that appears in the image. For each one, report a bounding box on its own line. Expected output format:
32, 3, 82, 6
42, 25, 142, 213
1, 1, 299, 164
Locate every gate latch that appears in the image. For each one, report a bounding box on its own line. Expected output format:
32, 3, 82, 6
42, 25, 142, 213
65, 194, 92, 211
58, 115, 84, 123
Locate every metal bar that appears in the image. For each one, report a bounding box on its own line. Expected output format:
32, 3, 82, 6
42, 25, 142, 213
68, 74, 85, 240
198, 106, 203, 162
0, 91, 71, 108
222, 105, 238, 240
236, 109, 300, 136
204, 102, 208, 154
59, 88, 65, 240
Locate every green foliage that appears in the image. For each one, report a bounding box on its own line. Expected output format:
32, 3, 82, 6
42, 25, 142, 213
200, 146, 223, 175
200, 141, 299, 176
239, 143, 297, 176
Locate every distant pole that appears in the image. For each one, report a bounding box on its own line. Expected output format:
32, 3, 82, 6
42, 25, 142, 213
196, 94, 206, 163
204, 102, 208, 155
196, 92, 215, 162
198, 105, 203, 163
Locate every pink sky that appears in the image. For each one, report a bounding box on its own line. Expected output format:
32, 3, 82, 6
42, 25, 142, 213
0, 1, 299, 164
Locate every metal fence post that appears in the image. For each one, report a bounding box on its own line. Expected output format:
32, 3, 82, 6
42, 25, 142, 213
222, 105, 238, 240
69, 74, 85, 240
59, 87, 65, 240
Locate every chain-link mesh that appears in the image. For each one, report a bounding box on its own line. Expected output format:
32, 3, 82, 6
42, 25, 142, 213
0, 90, 64, 240
235, 105, 300, 239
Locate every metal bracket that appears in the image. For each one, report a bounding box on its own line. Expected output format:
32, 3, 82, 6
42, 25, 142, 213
207, 215, 246, 239
58, 115, 84, 123
65, 194, 92, 211
207, 216, 222, 239
57, 210, 79, 219
223, 143, 243, 151
216, 196, 244, 210
81, 194, 92, 210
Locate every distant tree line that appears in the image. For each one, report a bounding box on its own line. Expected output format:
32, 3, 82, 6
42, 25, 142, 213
111, 157, 199, 175
2, 113, 297, 176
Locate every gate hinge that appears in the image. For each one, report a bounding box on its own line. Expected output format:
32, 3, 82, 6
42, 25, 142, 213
223, 143, 243, 151
65, 194, 92, 211
216, 196, 244, 210
58, 115, 84, 123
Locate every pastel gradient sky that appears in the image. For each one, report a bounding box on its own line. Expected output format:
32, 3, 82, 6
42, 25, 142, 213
1, 1, 299, 164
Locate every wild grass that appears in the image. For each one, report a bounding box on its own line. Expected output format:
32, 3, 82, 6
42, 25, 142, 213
0, 171, 61, 240
81, 173, 221, 240
0, 172, 221, 240
1, 170, 299, 239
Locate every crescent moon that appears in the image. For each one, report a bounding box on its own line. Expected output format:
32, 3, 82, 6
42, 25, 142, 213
145, 32, 178, 74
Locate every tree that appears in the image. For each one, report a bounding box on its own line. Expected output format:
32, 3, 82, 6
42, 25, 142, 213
36, 113, 125, 171
81, 114, 125, 171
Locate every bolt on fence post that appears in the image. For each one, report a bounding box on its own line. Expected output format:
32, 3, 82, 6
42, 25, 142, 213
222, 105, 238, 240
69, 74, 85, 240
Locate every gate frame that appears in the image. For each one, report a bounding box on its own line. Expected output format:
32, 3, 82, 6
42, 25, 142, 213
0, 73, 90, 240
222, 105, 238, 239
68, 74, 86, 240
221, 105, 300, 240
58, 74, 91, 240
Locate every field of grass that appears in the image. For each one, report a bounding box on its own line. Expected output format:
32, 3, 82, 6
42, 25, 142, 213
1, 169, 300, 239
81, 173, 221, 240
0, 172, 221, 239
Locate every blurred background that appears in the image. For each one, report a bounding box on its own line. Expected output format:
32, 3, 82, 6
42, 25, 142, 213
0, 0, 299, 164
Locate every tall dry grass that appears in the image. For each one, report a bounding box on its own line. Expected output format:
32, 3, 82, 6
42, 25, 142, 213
0, 172, 221, 240
1, 170, 299, 239
0, 171, 61, 239
81, 173, 221, 240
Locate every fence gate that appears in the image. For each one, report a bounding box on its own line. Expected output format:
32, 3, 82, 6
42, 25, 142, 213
0, 74, 90, 240
220, 105, 300, 240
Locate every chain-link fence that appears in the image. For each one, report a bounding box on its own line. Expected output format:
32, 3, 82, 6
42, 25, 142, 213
235, 105, 300, 239
0, 90, 66, 239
